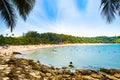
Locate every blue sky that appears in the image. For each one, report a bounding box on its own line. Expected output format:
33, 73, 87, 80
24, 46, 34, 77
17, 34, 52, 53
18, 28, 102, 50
1, 0, 120, 37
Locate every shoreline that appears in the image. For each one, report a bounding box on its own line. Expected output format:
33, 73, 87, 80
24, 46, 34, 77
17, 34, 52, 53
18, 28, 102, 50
0, 43, 119, 56
0, 57, 120, 79
0, 44, 120, 79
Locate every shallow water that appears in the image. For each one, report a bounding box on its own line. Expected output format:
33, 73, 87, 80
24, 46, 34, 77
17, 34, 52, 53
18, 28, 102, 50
16, 44, 120, 70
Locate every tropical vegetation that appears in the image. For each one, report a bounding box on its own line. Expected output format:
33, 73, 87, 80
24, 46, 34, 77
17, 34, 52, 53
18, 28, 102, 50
0, 31, 120, 45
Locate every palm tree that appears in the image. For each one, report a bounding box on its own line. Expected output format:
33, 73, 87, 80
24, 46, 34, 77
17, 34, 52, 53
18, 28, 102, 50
0, 0, 35, 32
100, 0, 120, 23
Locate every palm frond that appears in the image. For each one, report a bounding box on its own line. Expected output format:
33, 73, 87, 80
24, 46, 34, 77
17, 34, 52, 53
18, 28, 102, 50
100, 0, 117, 23
116, 0, 120, 16
12, 0, 35, 20
0, 0, 16, 32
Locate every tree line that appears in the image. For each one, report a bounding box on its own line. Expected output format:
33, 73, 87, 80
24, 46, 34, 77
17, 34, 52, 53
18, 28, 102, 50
0, 31, 120, 45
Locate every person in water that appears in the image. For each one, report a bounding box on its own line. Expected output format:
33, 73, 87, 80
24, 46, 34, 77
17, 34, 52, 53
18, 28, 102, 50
69, 62, 74, 68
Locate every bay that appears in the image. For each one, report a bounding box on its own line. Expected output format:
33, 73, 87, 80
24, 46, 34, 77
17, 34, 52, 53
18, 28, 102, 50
16, 44, 120, 70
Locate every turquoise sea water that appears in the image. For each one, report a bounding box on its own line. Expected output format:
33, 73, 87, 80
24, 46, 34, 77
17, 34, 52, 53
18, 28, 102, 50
17, 44, 120, 70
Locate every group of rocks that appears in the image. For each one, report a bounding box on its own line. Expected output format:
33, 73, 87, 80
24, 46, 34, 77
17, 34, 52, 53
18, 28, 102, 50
0, 55, 120, 80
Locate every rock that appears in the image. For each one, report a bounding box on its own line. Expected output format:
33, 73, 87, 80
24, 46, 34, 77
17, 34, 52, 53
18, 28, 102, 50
51, 66, 55, 70
114, 73, 120, 78
74, 75, 82, 79
56, 75, 63, 80
39, 72, 46, 77
2, 57, 120, 80
2, 77, 9, 80
30, 72, 41, 78
63, 70, 71, 75
80, 70, 93, 75
43, 77, 49, 80
62, 66, 68, 69
100, 68, 119, 75
109, 69, 120, 75
100, 68, 109, 73
57, 70, 63, 74
107, 75, 118, 80
34, 71, 40, 76
0, 65, 8, 70
75, 69, 83, 75
11, 52, 21, 59
13, 52, 21, 55
3, 67, 11, 74
82, 76, 94, 80
71, 78, 76, 80
62, 75, 70, 78
46, 73, 52, 77
90, 73, 102, 79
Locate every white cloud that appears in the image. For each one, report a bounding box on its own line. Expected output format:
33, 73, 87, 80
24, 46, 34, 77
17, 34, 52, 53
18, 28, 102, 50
1, 0, 120, 37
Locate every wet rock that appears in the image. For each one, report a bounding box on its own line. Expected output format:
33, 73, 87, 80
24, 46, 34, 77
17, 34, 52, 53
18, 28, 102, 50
75, 69, 83, 75
100, 68, 120, 75
62, 66, 68, 69
1, 57, 120, 80
109, 69, 120, 75
13, 52, 21, 55
51, 66, 55, 70
81, 70, 93, 75
63, 70, 71, 75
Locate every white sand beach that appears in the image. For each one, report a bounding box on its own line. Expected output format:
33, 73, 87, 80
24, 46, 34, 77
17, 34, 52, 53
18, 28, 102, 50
0, 45, 53, 56
0, 43, 111, 56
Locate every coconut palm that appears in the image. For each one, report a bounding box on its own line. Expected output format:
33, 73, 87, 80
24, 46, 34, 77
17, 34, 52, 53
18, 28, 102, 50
0, 0, 35, 32
100, 0, 120, 23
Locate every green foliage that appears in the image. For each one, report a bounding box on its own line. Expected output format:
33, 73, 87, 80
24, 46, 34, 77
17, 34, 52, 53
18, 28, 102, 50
0, 31, 120, 45
25, 31, 40, 38
100, 0, 120, 23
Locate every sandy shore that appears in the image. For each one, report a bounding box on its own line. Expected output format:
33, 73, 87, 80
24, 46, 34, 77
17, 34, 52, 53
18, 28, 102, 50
0, 44, 120, 79
0, 45, 53, 56
0, 44, 70, 56
0, 43, 117, 56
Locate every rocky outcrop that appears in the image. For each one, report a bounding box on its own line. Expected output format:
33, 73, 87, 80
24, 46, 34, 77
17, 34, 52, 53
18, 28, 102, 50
0, 56, 120, 80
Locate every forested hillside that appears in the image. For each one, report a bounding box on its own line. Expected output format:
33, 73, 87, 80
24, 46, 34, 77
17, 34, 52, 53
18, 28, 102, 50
0, 31, 119, 45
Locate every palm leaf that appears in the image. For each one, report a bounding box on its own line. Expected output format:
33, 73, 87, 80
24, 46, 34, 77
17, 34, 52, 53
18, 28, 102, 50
116, 0, 120, 16
12, 0, 35, 20
0, 0, 16, 32
100, 0, 117, 23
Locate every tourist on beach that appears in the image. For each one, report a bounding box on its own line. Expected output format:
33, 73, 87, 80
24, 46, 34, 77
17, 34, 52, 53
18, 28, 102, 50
69, 62, 74, 68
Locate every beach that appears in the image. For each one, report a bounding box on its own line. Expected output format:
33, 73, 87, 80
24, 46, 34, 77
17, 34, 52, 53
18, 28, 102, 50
0, 43, 117, 57
0, 44, 120, 79
0, 44, 83, 56
0, 44, 56, 56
